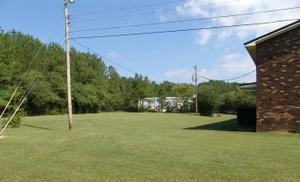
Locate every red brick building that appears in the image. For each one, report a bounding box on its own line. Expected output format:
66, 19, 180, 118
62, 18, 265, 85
244, 20, 300, 133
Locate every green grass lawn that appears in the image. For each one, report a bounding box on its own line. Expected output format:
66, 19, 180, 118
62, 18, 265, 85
1, 113, 300, 182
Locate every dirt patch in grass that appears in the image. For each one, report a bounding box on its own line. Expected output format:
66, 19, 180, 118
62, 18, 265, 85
0, 135, 5, 140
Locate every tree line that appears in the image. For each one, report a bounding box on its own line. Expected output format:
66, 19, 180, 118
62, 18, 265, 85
0, 30, 255, 117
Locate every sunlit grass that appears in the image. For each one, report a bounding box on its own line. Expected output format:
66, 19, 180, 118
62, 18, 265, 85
1, 112, 299, 181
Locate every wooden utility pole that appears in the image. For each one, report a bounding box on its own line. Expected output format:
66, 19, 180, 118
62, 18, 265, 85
64, 0, 74, 130
193, 66, 198, 114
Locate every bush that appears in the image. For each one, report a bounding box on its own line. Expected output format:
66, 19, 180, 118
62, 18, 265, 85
179, 97, 193, 113
196, 82, 256, 116
235, 89, 256, 108
166, 103, 178, 113
219, 92, 237, 113
1, 112, 22, 128
198, 91, 221, 116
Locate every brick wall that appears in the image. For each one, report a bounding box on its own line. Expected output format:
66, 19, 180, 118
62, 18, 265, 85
256, 26, 300, 132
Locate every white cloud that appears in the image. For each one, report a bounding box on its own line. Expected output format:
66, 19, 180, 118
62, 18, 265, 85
205, 53, 256, 82
196, 29, 212, 45
223, 53, 240, 61
107, 51, 120, 60
217, 30, 231, 40
176, 0, 209, 17
163, 53, 256, 83
164, 68, 193, 80
162, 0, 298, 82
176, 0, 300, 41
220, 53, 255, 74
159, 14, 169, 22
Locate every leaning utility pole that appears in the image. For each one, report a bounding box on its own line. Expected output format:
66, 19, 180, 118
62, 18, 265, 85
64, 0, 74, 130
192, 66, 198, 114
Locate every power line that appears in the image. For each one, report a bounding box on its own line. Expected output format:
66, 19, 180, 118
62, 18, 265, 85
197, 70, 256, 82
71, 19, 299, 39
73, 0, 184, 16
71, 6, 300, 33
71, 0, 239, 23
71, 10, 158, 24
197, 75, 214, 81
71, 39, 139, 75
72, 39, 256, 83
0, 37, 66, 135
225, 70, 256, 82
0, 12, 63, 121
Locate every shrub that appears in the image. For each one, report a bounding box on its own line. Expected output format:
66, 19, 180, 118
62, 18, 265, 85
198, 91, 221, 116
179, 97, 193, 113
235, 89, 256, 108
2, 112, 22, 128
197, 83, 256, 116
219, 92, 237, 113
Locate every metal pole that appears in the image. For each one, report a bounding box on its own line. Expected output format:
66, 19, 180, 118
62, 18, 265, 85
64, 0, 73, 130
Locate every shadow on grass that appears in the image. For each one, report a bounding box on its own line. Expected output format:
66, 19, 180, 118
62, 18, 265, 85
22, 124, 52, 131
184, 119, 255, 132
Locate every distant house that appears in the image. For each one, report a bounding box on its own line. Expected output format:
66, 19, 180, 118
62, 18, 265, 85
164, 97, 184, 110
138, 96, 193, 112
244, 20, 300, 133
138, 97, 160, 111
239, 82, 256, 89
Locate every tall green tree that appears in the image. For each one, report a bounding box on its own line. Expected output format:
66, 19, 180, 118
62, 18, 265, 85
0, 30, 256, 116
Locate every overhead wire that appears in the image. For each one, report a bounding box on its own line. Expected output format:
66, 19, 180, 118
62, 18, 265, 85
71, 39, 139, 75
71, 6, 300, 33
72, 39, 256, 87
71, 19, 299, 39
0, 32, 21, 121
22, 37, 66, 100
0, 12, 63, 122
2, 2, 293, 131
71, 39, 176, 85
0, 11, 64, 131
71, 0, 239, 23
224, 70, 256, 82
73, 0, 184, 16
0, 37, 65, 135
197, 74, 215, 81
72, 39, 256, 84
197, 70, 256, 82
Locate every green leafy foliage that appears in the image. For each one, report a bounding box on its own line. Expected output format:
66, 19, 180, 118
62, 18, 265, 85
198, 81, 256, 116
1, 112, 22, 128
199, 90, 220, 116
0, 30, 255, 116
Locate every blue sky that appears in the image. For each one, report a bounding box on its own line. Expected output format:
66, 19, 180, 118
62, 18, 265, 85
1, 0, 299, 83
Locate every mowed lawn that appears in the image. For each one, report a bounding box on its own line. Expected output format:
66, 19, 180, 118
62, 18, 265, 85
1, 113, 300, 182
